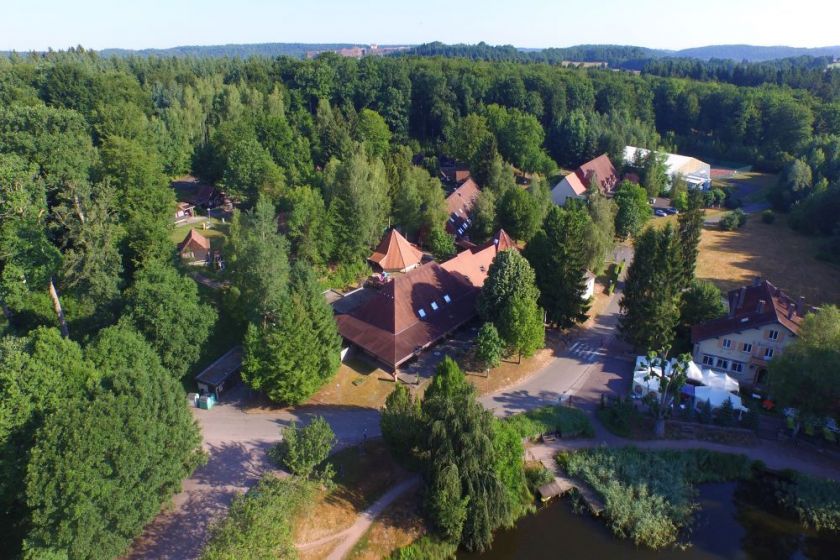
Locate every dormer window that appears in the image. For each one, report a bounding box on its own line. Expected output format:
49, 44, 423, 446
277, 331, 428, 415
418, 308, 426, 318
431, 301, 439, 311
443, 294, 451, 303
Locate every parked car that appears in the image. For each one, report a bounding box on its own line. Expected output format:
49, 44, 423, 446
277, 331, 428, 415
654, 209, 668, 217
664, 207, 679, 215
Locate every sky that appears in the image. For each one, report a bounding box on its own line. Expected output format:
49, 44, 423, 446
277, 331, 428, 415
2, 0, 839, 52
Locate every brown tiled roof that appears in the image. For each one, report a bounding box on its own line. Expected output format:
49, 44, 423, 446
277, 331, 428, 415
691, 279, 811, 343
178, 229, 210, 251
574, 154, 619, 196
445, 178, 481, 238
369, 229, 424, 272
337, 229, 512, 369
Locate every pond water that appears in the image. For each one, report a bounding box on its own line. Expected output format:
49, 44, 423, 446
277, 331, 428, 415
459, 481, 840, 559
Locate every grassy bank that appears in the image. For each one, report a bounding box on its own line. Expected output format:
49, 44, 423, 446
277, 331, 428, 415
557, 447, 754, 549
505, 405, 595, 440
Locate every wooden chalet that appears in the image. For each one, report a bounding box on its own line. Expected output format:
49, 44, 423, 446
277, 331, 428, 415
178, 229, 211, 263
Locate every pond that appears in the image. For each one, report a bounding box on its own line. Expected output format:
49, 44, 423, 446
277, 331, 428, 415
459, 481, 840, 559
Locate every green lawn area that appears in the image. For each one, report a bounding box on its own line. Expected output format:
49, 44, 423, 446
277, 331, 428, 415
171, 217, 230, 251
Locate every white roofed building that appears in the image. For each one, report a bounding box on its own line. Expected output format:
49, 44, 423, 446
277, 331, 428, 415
624, 146, 711, 190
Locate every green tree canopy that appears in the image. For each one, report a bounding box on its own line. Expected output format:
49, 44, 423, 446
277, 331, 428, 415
477, 249, 539, 324
123, 261, 216, 378
524, 205, 591, 328
769, 306, 840, 421
222, 138, 286, 205
496, 187, 542, 243
614, 180, 651, 239
354, 108, 392, 159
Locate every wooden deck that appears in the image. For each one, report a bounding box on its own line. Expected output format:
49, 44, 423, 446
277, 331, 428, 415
537, 475, 604, 515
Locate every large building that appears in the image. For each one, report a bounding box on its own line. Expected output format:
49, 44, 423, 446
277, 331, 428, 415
691, 279, 813, 388
335, 230, 515, 371
445, 177, 481, 239
624, 146, 711, 190
551, 154, 619, 205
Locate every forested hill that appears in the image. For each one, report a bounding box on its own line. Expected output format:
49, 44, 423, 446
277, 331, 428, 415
401, 42, 840, 67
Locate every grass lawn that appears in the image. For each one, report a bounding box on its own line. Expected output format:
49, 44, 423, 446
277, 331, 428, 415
170, 217, 230, 252
713, 171, 777, 203
307, 356, 401, 409
293, 440, 411, 546
695, 217, 840, 306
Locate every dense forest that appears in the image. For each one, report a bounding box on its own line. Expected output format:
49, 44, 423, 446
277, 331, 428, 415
1, 45, 839, 558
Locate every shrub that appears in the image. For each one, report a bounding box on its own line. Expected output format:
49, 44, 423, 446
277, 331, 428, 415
775, 474, 840, 532
761, 209, 775, 224
715, 398, 736, 427
696, 400, 713, 424
595, 397, 639, 437
475, 322, 504, 371
201, 476, 315, 560
524, 463, 555, 493
270, 417, 335, 480
504, 405, 594, 439
558, 448, 752, 549
389, 536, 457, 560
720, 209, 747, 231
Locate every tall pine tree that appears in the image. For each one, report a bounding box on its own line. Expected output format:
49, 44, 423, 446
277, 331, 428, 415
677, 188, 705, 290
619, 224, 682, 351
524, 205, 591, 328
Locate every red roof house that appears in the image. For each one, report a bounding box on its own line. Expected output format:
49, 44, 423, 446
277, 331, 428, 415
369, 229, 424, 272
178, 229, 211, 263
445, 178, 481, 239
551, 154, 619, 205
336, 229, 514, 370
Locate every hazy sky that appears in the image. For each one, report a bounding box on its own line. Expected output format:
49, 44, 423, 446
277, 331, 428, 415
2, 0, 839, 52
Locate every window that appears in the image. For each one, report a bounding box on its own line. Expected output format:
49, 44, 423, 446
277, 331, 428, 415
443, 294, 451, 303
742, 343, 752, 353
731, 362, 744, 373
449, 217, 455, 223
716, 358, 729, 370
764, 347, 774, 359
430, 301, 439, 311
702, 355, 714, 366
722, 339, 732, 349
768, 329, 779, 340
418, 308, 426, 318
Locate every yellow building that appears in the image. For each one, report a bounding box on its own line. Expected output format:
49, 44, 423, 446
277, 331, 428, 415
691, 279, 812, 389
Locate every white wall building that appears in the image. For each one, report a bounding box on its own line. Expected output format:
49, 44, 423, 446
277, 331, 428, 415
624, 146, 711, 190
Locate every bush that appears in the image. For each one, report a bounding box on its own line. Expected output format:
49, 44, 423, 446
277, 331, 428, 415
389, 536, 458, 560
696, 400, 713, 424
775, 474, 840, 532
720, 209, 747, 231
270, 417, 336, 480
524, 463, 555, 493
504, 405, 595, 439
595, 397, 639, 437
201, 476, 315, 560
761, 209, 775, 224
715, 398, 736, 427
558, 448, 752, 549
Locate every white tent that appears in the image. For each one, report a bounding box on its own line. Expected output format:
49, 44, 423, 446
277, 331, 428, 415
686, 362, 740, 392
694, 386, 748, 413
632, 370, 661, 398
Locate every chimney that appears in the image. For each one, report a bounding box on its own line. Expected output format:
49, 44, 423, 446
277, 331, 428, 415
788, 302, 796, 320
757, 299, 766, 314
737, 286, 747, 311
797, 296, 805, 317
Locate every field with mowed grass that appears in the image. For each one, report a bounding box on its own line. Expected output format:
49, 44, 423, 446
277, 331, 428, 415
694, 217, 840, 306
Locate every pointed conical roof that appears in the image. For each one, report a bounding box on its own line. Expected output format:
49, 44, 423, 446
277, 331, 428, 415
493, 229, 515, 252
368, 229, 423, 272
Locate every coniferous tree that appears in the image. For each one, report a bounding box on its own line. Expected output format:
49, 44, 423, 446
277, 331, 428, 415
242, 263, 341, 404
524, 206, 591, 328
676, 187, 705, 289
619, 224, 682, 351
477, 249, 539, 324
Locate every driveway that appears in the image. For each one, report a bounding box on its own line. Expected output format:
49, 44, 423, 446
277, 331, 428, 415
126, 387, 381, 560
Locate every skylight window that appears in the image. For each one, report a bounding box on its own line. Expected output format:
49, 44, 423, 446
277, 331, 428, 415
431, 301, 439, 311
418, 308, 426, 318
443, 294, 451, 303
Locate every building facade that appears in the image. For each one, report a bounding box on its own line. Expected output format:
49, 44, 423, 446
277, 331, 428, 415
691, 279, 811, 388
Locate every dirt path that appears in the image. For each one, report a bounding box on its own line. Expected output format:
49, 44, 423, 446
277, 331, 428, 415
296, 476, 420, 559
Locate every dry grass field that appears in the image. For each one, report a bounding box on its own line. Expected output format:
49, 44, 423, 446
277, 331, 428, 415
348, 488, 426, 560
695, 218, 840, 306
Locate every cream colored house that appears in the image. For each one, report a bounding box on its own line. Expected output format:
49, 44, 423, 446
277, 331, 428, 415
691, 279, 811, 388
